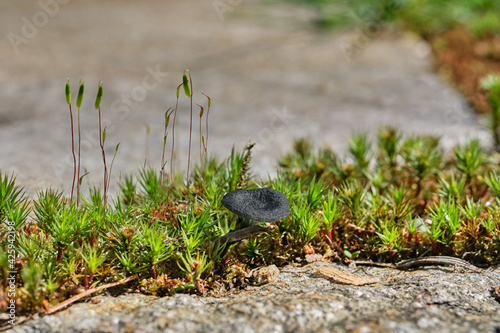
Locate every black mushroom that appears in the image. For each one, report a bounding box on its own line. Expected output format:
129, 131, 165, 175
215, 188, 290, 257
221, 188, 290, 226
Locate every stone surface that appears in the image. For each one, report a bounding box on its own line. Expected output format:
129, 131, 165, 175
0, 0, 489, 198
7, 264, 500, 333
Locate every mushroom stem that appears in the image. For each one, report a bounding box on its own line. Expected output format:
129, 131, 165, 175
240, 217, 260, 228
214, 225, 276, 258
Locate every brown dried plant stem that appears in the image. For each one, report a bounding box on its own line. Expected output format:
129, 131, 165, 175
68, 104, 76, 202
107, 143, 120, 197
186, 71, 193, 188
98, 107, 108, 205
45, 275, 137, 315
159, 108, 173, 206
76, 106, 81, 205
170, 85, 182, 184
196, 104, 204, 163
202, 93, 210, 158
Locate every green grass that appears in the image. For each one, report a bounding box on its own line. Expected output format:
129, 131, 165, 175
1, 73, 500, 316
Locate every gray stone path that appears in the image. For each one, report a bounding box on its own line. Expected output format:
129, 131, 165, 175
0, 0, 488, 197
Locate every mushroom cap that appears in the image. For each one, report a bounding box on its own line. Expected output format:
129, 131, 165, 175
221, 188, 290, 222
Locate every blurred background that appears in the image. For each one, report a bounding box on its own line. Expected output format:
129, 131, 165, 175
0, 0, 497, 197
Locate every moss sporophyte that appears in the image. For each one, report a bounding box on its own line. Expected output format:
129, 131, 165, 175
2, 73, 500, 319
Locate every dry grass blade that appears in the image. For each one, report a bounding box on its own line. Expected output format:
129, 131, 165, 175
46, 275, 137, 315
